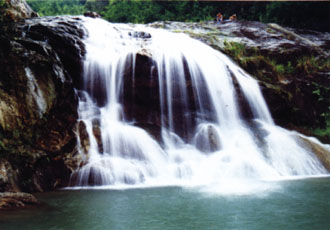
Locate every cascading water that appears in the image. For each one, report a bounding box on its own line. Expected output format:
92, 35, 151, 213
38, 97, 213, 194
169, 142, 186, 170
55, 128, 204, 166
71, 17, 328, 192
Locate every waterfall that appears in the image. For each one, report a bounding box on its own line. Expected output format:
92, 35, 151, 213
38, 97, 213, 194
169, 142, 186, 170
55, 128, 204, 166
70, 17, 327, 190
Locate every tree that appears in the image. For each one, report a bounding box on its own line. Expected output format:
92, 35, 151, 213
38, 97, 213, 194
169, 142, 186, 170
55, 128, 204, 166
27, 0, 86, 16
25, 0, 330, 32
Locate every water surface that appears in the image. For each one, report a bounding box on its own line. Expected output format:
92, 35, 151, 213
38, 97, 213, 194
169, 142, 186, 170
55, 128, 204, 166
1, 177, 330, 230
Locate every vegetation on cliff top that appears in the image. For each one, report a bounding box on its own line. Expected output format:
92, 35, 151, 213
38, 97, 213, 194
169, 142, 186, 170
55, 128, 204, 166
25, 0, 330, 32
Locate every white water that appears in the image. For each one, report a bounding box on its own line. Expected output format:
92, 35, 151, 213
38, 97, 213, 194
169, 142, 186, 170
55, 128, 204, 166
71, 17, 328, 193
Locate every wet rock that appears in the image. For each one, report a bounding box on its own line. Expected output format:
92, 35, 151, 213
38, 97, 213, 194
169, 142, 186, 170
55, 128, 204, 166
194, 124, 221, 153
0, 192, 39, 210
122, 52, 162, 137
92, 119, 104, 153
84, 11, 101, 19
78, 120, 90, 154
31, 156, 72, 192
129, 31, 151, 39
0, 15, 86, 192
267, 23, 326, 56
0, 0, 38, 22
134, 122, 162, 142
21, 16, 86, 87
230, 69, 254, 120
298, 136, 330, 172
0, 159, 20, 192
122, 51, 202, 141
149, 20, 329, 65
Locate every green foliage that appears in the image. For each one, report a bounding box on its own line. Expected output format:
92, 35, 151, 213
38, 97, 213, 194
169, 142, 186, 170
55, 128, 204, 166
0, 0, 7, 21
223, 40, 246, 61
297, 56, 318, 76
275, 64, 285, 75
27, 0, 86, 16
0, 0, 6, 7
285, 62, 295, 74
24, 1, 329, 32
269, 61, 295, 79
85, 0, 108, 13
102, 0, 215, 23
223, 41, 330, 88
224, 41, 268, 74
311, 118, 330, 140
296, 56, 330, 77
312, 82, 330, 103
263, 2, 330, 32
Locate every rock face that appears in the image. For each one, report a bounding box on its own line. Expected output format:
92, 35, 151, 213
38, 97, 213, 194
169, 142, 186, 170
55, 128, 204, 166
0, 159, 19, 192
298, 136, 330, 171
0, 0, 38, 22
0, 1, 86, 192
0, 192, 39, 210
83, 11, 101, 19
149, 20, 330, 142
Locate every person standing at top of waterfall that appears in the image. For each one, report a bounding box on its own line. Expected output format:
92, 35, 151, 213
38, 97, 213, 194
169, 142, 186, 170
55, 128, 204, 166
216, 12, 223, 23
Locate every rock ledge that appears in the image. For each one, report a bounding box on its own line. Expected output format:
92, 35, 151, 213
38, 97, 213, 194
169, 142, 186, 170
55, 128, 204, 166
0, 192, 39, 210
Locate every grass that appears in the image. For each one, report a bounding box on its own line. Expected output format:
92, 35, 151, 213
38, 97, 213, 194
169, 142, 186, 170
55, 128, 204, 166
223, 41, 330, 83
297, 56, 319, 76
297, 56, 330, 76
223, 40, 246, 61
